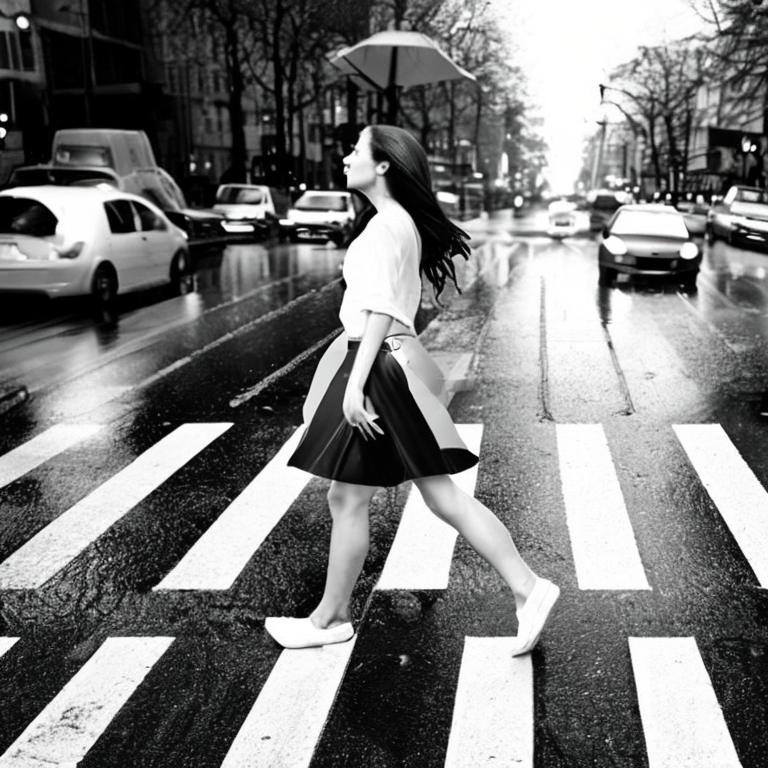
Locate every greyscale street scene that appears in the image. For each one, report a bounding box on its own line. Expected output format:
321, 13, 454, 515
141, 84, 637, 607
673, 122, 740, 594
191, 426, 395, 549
1, 0, 767, 766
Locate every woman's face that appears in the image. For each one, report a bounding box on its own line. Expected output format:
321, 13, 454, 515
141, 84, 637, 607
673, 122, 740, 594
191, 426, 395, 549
343, 130, 380, 192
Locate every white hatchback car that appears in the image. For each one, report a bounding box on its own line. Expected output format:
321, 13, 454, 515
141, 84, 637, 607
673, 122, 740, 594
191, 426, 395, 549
0, 186, 190, 306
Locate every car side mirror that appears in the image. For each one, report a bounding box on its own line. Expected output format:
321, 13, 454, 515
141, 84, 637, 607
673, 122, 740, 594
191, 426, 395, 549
602, 227, 610, 238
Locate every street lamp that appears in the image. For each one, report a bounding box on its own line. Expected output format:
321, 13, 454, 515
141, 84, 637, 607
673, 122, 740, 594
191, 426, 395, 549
741, 135, 757, 181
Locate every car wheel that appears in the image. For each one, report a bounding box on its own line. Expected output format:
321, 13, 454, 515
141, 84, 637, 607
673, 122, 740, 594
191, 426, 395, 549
170, 250, 193, 295
91, 263, 118, 308
680, 273, 698, 293
598, 266, 616, 286
289, 231, 299, 243
91, 263, 118, 323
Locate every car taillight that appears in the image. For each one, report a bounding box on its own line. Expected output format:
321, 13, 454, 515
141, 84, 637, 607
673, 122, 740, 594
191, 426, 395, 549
603, 235, 627, 255
51, 241, 85, 259
679, 242, 698, 260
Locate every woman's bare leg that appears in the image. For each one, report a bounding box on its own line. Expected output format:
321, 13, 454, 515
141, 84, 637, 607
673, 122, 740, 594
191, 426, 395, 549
310, 480, 378, 628
413, 474, 537, 609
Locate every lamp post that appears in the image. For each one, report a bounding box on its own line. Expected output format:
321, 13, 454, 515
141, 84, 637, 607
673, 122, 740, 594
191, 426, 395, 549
741, 135, 756, 182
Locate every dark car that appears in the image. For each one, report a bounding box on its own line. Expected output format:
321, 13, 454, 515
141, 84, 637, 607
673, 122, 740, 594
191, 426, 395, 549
588, 189, 630, 231
706, 185, 768, 249
598, 204, 701, 289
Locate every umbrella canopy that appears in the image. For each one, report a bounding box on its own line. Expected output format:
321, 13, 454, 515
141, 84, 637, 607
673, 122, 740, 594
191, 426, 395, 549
330, 31, 476, 123
330, 30, 476, 91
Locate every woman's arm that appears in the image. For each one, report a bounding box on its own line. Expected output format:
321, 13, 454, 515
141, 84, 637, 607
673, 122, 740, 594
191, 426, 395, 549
343, 310, 391, 439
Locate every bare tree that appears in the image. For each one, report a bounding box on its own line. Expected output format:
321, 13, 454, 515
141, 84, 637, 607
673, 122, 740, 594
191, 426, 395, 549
607, 40, 706, 190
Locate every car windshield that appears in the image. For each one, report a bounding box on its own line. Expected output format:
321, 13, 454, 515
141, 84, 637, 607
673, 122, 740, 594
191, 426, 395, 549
294, 193, 347, 211
217, 186, 264, 204
735, 189, 768, 204
0, 197, 58, 237
611, 210, 688, 238
54, 145, 113, 167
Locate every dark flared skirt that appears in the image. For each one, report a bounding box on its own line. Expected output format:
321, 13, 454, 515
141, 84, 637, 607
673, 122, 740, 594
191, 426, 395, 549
287, 334, 479, 487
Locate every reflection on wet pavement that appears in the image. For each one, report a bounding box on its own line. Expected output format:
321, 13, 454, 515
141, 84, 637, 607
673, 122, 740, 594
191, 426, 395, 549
0, 242, 345, 398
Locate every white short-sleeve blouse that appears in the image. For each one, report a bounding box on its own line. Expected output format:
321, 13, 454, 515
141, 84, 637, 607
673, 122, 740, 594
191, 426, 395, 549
339, 207, 422, 338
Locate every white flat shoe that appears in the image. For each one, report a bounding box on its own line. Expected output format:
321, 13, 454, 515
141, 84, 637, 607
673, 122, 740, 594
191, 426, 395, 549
264, 617, 354, 649
511, 578, 560, 656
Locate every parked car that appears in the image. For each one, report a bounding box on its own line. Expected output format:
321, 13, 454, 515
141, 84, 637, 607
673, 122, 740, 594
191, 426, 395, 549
675, 192, 710, 236
281, 190, 355, 246
706, 185, 768, 249
7, 129, 229, 248
0, 186, 190, 307
213, 184, 290, 240
588, 189, 631, 231
547, 198, 578, 239
598, 204, 701, 289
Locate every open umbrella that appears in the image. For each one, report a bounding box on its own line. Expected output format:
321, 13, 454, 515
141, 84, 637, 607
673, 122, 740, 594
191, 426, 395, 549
330, 30, 476, 123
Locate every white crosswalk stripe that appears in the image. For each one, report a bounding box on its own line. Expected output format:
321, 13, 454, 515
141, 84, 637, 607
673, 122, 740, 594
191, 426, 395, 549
444, 637, 533, 768
155, 426, 309, 590
220, 638, 357, 768
674, 423, 768, 587
0, 636, 174, 768
375, 424, 484, 590
0, 420, 759, 765
0, 423, 232, 589
629, 637, 743, 768
556, 423, 650, 590
0, 424, 103, 491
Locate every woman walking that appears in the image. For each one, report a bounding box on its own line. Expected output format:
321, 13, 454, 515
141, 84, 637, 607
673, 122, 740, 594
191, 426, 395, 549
265, 125, 559, 654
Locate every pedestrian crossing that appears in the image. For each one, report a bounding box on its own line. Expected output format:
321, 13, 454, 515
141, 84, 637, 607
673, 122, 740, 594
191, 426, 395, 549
0, 418, 764, 766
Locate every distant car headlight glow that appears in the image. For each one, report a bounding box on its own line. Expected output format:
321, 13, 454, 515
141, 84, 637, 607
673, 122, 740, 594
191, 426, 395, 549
679, 242, 698, 260
603, 235, 627, 256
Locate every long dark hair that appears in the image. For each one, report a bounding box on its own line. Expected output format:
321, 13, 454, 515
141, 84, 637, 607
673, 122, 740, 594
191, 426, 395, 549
349, 125, 471, 300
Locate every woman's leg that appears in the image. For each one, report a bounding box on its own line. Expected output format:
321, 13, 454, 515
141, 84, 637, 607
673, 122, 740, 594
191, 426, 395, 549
310, 480, 378, 628
413, 474, 537, 610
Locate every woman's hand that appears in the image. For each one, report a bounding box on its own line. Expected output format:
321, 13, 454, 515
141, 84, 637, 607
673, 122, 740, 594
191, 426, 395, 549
343, 385, 384, 440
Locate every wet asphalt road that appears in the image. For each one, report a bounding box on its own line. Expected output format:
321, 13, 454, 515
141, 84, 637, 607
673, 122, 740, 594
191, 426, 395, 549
0, 213, 767, 767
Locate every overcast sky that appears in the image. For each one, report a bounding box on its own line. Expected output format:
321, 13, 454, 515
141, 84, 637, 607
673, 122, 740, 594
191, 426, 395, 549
493, 0, 709, 191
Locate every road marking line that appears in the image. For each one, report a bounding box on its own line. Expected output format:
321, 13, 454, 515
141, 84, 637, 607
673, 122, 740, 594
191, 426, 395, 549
0, 423, 232, 589
0, 636, 174, 768
444, 637, 533, 768
131, 283, 341, 397
220, 638, 356, 768
556, 424, 650, 590
375, 424, 483, 590
0, 425, 103, 490
674, 423, 768, 586
229, 328, 342, 408
629, 637, 742, 768
0, 638, 18, 657
155, 427, 309, 590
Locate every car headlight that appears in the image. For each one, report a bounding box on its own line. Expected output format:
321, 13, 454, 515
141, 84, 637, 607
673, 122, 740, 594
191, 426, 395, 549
679, 242, 698, 260
603, 235, 627, 256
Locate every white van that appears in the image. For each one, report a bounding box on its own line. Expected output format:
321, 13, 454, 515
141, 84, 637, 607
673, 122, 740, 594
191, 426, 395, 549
49, 129, 187, 211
